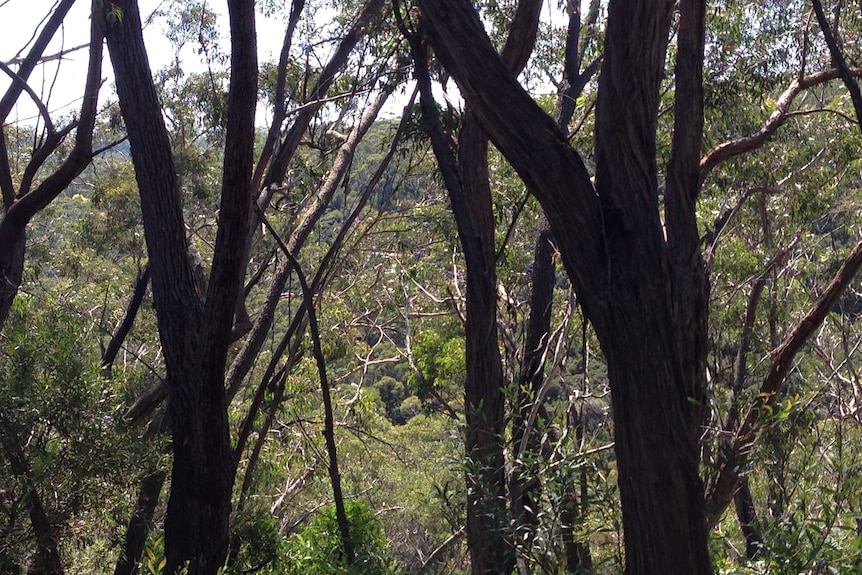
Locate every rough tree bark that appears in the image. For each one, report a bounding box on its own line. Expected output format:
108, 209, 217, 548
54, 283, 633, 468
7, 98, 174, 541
510, 3, 600, 569
415, 0, 714, 573
113, 471, 166, 575
102, 1, 257, 573
408, 46, 511, 573
403, 2, 541, 571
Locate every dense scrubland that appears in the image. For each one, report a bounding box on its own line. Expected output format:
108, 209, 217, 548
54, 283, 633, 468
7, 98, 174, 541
2, 0, 862, 574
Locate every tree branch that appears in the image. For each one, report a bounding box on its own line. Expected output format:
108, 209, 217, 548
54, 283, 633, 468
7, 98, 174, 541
0, 0, 76, 124
102, 265, 151, 376
5, 7, 104, 225
415, 0, 606, 312
3, 42, 90, 67
0, 61, 56, 134
199, 0, 258, 388
263, 0, 386, 189
707, 237, 862, 525
250, 0, 305, 192
257, 208, 355, 566
812, 0, 862, 125
699, 67, 862, 187
417, 527, 465, 574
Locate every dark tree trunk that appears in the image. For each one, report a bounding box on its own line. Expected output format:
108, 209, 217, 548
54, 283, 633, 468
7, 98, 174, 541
415, 1, 713, 573
514, 4, 599, 564
103, 1, 258, 573
24, 482, 62, 575
102, 4, 206, 570
406, 3, 542, 571
560, 398, 593, 574
0, 423, 63, 575
458, 112, 513, 575
733, 477, 764, 560
0, 230, 25, 331
509, 222, 554, 554
406, 0, 540, 565
102, 266, 151, 377
411, 52, 512, 571
113, 471, 166, 575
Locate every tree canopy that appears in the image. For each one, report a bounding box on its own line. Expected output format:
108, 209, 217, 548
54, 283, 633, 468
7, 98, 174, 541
2, 0, 862, 574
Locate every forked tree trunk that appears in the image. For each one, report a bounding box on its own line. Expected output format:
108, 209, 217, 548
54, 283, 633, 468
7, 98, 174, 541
102, 1, 257, 573
411, 54, 512, 571
415, 1, 713, 573
406, 0, 541, 567
0, 0, 103, 334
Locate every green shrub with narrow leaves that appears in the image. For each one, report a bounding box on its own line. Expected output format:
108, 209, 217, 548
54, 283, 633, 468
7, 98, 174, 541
284, 501, 396, 575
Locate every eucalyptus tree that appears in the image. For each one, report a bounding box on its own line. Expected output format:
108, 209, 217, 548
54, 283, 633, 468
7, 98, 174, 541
0, 3, 108, 572
100, 0, 403, 572
412, 0, 862, 573
399, 1, 608, 571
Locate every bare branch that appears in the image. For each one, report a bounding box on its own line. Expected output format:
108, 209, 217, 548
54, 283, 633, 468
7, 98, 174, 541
3, 42, 90, 67
0, 0, 76, 124
707, 237, 862, 525
417, 527, 465, 574
250, 0, 306, 192
258, 207, 356, 566
4, 1, 104, 226
263, 0, 386, 189
0, 61, 56, 134
812, 0, 862, 124
699, 67, 862, 187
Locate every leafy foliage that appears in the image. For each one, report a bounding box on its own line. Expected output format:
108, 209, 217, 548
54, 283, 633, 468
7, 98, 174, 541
283, 501, 395, 575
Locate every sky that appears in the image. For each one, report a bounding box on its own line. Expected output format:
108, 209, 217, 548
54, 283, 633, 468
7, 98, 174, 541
0, 0, 298, 126
1, 1, 570, 129
2, 0, 103, 123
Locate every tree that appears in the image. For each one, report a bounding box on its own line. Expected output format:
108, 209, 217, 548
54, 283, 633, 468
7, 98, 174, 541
398, 1, 543, 570
9, 0, 862, 573
413, 0, 862, 573
0, 0, 104, 331
101, 1, 257, 572
100, 0, 400, 572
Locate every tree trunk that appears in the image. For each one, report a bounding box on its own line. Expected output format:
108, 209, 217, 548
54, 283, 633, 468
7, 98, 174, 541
0, 230, 25, 331
102, 3, 206, 570
113, 471, 166, 575
0, 0, 104, 333
510, 222, 553, 551
0, 423, 63, 575
102, 1, 257, 572
733, 476, 764, 560
561, 399, 593, 574
411, 50, 512, 571
405, 2, 542, 570
415, 1, 714, 573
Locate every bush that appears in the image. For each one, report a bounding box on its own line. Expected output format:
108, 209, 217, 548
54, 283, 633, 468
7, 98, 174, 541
284, 501, 396, 575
